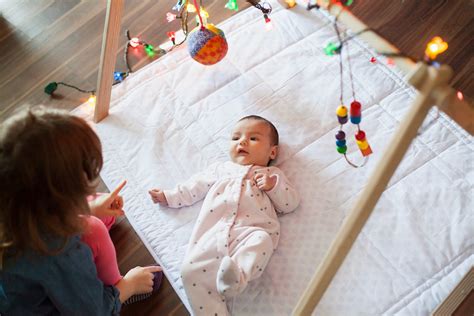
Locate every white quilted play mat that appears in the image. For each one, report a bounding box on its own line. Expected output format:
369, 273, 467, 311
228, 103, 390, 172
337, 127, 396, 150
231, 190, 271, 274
73, 1, 473, 314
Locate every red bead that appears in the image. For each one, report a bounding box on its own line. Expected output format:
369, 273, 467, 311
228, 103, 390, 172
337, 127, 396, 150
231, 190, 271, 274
350, 101, 361, 117
355, 130, 366, 141
370, 57, 376, 63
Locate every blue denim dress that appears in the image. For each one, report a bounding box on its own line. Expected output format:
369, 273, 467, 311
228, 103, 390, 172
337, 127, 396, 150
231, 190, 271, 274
0, 236, 121, 315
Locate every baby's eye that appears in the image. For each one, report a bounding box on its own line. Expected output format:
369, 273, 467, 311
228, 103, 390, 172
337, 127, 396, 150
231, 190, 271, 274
232, 137, 239, 141
250, 137, 258, 141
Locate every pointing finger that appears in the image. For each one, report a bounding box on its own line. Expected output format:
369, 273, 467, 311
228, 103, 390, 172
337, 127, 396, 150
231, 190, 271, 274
110, 180, 127, 198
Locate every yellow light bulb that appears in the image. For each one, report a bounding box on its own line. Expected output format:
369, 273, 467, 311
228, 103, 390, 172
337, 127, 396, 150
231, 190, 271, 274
285, 0, 297, 8
200, 8, 209, 18
186, 3, 196, 12
425, 36, 448, 60
88, 95, 96, 107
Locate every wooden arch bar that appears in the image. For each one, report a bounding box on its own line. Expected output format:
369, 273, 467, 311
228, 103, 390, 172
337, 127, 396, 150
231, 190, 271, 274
94, 0, 124, 123
293, 4, 473, 315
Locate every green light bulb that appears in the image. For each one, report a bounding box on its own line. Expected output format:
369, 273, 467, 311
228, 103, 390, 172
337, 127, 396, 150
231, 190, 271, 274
145, 44, 155, 57
324, 42, 341, 56
225, 0, 238, 11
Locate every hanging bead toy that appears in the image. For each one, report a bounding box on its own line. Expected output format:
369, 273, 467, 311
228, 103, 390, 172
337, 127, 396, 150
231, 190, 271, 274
335, 102, 373, 167
331, 8, 372, 168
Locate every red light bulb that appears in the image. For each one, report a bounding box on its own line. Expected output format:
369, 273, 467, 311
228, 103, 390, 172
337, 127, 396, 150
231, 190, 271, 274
130, 37, 140, 48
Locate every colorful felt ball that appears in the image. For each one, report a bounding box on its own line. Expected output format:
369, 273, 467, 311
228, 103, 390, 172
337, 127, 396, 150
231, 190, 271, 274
187, 24, 228, 65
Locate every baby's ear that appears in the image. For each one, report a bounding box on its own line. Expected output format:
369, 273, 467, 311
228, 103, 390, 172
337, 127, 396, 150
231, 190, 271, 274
269, 145, 278, 160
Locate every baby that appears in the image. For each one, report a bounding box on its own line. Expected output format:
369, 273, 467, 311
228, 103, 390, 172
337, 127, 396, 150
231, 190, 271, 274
149, 115, 300, 315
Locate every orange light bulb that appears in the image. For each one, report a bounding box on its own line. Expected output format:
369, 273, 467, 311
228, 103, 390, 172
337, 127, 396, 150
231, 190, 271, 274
425, 36, 448, 60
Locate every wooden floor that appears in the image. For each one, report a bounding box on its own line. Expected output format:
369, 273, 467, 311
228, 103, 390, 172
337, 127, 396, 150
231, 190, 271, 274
0, 1, 472, 315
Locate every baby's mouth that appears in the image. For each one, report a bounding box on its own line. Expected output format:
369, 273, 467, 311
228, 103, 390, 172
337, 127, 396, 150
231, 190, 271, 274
237, 149, 249, 155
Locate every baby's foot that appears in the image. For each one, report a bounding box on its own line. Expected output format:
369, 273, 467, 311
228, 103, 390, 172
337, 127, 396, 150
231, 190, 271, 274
216, 256, 241, 297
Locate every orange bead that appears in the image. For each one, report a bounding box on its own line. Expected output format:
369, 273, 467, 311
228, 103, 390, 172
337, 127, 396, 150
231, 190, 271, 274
361, 145, 373, 157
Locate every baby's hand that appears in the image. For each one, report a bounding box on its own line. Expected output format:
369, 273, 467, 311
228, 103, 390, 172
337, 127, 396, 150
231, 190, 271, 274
254, 173, 277, 191
148, 189, 168, 205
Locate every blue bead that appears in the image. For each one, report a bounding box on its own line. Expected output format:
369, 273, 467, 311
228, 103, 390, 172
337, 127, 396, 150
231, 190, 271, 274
350, 115, 361, 124
336, 139, 346, 147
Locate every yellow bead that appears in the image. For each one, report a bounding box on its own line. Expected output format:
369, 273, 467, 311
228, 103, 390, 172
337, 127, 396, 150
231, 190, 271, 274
356, 139, 369, 150
336, 105, 348, 117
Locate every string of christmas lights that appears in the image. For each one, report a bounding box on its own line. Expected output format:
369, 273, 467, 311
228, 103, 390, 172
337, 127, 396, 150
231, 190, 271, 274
303, 0, 460, 167
43, 0, 463, 114
247, 0, 273, 30
44, 0, 273, 105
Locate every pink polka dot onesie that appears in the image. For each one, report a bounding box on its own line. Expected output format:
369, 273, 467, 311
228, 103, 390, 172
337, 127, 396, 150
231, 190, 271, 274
163, 161, 300, 315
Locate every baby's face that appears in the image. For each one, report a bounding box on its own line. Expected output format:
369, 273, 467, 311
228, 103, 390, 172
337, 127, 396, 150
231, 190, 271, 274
229, 119, 278, 166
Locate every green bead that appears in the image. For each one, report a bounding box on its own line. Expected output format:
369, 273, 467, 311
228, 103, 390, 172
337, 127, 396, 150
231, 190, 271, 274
44, 82, 58, 95
324, 42, 341, 56
337, 145, 347, 154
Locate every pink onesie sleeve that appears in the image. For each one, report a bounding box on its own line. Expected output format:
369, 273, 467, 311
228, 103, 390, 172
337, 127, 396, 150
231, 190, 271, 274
266, 167, 300, 214
164, 162, 220, 208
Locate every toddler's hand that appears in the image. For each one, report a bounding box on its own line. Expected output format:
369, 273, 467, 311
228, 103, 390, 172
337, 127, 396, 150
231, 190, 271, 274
121, 265, 162, 297
89, 180, 126, 218
254, 173, 277, 191
148, 189, 168, 205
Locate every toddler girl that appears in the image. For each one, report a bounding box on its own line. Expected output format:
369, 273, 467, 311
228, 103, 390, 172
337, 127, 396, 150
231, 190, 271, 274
0, 107, 161, 315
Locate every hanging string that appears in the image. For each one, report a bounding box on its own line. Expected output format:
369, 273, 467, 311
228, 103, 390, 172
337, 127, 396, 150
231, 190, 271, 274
193, 0, 205, 29
334, 14, 344, 105
345, 39, 356, 101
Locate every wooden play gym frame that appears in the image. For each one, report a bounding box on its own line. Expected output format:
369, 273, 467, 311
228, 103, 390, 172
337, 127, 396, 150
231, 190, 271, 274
93, 1, 474, 315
